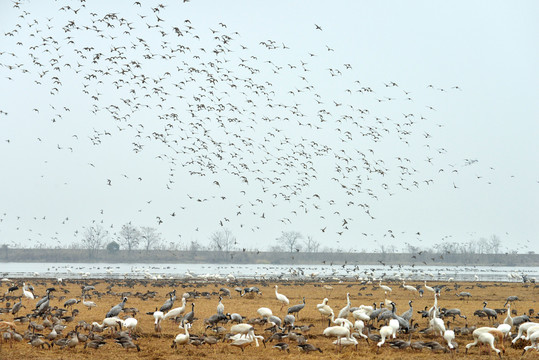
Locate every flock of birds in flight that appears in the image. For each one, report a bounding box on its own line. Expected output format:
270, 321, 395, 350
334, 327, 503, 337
0, 0, 507, 250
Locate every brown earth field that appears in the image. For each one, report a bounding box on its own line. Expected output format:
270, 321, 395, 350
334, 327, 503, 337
0, 278, 537, 359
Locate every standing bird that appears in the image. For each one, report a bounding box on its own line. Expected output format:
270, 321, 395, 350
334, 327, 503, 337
164, 297, 187, 321
217, 296, 225, 315
402, 281, 418, 294
338, 293, 351, 319
106, 297, 127, 318
287, 297, 305, 320
153, 309, 164, 333
160, 293, 175, 313
481, 301, 498, 322
275, 285, 289, 310
424, 281, 436, 294
171, 323, 191, 349
317, 298, 333, 320
379, 280, 392, 292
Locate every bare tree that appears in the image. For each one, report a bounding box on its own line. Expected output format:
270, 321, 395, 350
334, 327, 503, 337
81, 224, 108, 259
140, 226, 162, 251
276, 231, 303, 253
303, 236, 320, 252
118, 223, 140, 252
210, 228, 236, 252
489, 235, 501, 254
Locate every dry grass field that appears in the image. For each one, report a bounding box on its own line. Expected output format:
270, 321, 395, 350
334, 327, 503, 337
0, 277, 537, 359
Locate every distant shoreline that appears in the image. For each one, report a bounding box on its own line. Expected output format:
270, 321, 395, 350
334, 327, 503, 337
0, 248, 536, 266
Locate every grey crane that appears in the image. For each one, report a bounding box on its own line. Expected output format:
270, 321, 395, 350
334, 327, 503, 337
159, 292, 175, 313
400, 300, 413, 322
481, 301, 497, 321
106, 297, 127, 318
287, 297, 305, 320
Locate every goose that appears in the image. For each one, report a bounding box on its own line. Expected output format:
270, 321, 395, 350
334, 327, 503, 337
297, 343, 323, 353
272, 342, 289, 352
163, 298, 187, 321
389, 332, 413, 349
274, 285, 289, 310
29, 334, 50, 349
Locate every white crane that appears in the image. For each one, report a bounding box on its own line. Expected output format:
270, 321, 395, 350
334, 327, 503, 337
123, 317, 138, 335
377, 325, 394, 350
323, 322, 352, 351
172, 323, 191, 349
164, 298, 187, 321
337, 293, 351, 319
22, 283, 34, 300
424, 280, 435, 293
402, 280, 418, 294
153, 310, 164, 333
317, 298, 333, 319
444, 321, 456, 351
465, 331, 503, 358
257, 307, 273, 319
274, 285, 289, 310
379, 280, 392, 292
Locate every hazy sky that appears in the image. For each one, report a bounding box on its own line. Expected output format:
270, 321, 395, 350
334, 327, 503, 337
0, 1, 537, 254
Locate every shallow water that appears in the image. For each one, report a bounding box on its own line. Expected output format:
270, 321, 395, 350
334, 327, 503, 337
1, 262, 537, 282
